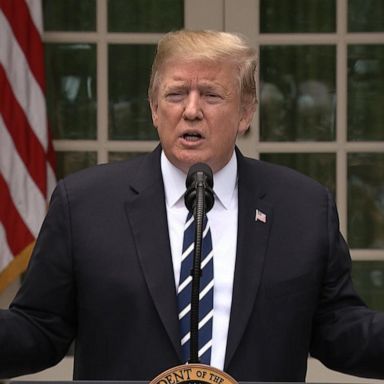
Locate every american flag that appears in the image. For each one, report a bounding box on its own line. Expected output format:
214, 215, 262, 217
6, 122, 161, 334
255, 209, 267, 223
0, 0, 55, 293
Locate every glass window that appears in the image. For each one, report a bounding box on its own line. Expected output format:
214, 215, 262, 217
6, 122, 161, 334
260, 45, 336, 141
352, 261, 384, 311
348, 45, 384, 141
56, 151, 97, 179
348, 153, 384, 249
108, 152, 148, 162
348, 0, 384, 32
45, 43, 97, 140
260, 0, 336, 33
108, 0, 184, 32
108, 44, 157, 140
43, 0, 96, 31
260, 153, 336, 195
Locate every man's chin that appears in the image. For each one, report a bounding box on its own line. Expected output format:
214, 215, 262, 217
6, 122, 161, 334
173, 155, 211, 174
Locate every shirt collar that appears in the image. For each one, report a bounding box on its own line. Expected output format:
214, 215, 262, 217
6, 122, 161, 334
161, 151, 238, 210
213, 152, 238, 209
161, 152, 187, 208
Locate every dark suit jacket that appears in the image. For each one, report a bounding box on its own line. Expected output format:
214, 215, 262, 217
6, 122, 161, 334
1, 146, 384, 381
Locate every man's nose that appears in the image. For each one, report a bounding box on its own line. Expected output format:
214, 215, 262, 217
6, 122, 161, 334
183, 92, 203, 120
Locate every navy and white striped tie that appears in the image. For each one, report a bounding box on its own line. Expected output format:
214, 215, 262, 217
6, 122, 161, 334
177, 211, 214, 365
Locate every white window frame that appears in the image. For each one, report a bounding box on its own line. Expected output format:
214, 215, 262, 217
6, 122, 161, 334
226, 0, 384, 261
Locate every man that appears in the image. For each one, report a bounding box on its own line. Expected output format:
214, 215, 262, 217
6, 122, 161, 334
1, 30, 384, 381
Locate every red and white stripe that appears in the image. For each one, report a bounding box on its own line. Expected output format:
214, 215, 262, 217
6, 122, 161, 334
0, 0, 55, 290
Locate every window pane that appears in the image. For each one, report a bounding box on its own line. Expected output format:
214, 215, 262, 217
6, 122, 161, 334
43, 0, 96, 31
108, 0, 184, 32
108, 44, 157, 140
56, 151, 97, 179
260, 0, 336, 33
108, 152, 147, 162
260, 153, 336, 194
352, 261, 384, 312
45, 43, 97, 140
348, 45, 384, 141
348, 0, 384, 32
260, 45, 336, 141
348, 153, 384, 249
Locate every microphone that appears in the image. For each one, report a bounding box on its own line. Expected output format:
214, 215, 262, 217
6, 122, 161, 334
184, 163, 214, 214
183, 163, 214, 364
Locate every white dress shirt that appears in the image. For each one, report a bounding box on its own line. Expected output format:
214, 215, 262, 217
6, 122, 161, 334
161, 151, 238, 370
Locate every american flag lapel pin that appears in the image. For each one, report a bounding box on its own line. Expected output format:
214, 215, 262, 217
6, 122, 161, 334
255, 209, 267, 223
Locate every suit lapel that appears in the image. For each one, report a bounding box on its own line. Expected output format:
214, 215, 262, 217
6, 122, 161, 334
224, 151, 273, 369
124, 147, 182, 360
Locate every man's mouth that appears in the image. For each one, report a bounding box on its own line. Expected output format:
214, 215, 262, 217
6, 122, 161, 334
182, 133, 203, 141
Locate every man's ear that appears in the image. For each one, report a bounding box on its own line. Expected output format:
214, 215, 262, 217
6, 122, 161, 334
149, 99, 159, 128
238, 102, 256, 135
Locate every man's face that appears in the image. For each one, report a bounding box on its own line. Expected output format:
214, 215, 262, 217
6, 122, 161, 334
150, 59, 254, 173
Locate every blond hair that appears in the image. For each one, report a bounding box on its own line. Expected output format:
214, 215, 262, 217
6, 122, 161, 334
148, 30, 257, 107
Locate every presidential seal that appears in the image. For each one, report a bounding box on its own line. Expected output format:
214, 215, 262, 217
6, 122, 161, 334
150, 364, 237, 384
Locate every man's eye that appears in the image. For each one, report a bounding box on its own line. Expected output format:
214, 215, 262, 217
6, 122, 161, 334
205, 93, 222, 102
165, 93, 185, 102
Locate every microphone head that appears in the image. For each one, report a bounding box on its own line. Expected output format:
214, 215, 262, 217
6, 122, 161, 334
185, 163, 213, 189
184, 163, 214, 213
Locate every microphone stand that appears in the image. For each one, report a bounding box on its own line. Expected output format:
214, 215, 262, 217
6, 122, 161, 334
189, 178, 206, 364
150, 164, 238, 384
